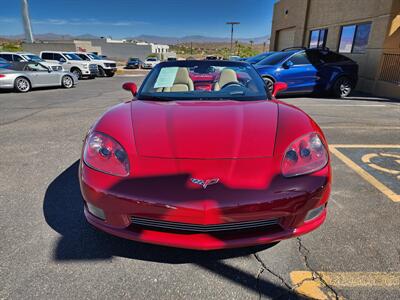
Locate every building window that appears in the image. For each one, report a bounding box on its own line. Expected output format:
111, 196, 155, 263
309, 29, 328, 48
338, 23, 371, 54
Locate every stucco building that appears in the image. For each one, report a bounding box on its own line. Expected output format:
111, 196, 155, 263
270, 0, 400, 98
22, 38, 172, 61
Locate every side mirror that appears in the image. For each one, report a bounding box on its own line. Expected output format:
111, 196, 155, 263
47, 68, 52, 73
122, 82, 137, 97
272, 82, 288, 98
59, 57, 66, 63
283, 60, 293, 69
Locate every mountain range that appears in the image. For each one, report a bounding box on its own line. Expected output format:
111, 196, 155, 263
1, 33, 270, 45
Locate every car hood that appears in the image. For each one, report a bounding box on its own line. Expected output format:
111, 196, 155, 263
254, 64, 276, 71
131, 100, 278, 159
101, 60, 116, 64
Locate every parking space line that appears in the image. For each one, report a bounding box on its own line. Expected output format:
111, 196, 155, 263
329, 145, 400, 202
298, 104, 387, 107
291, 271, 400, 299
322, 126, 400, 130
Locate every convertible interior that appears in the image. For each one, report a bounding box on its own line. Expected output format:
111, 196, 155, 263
155, 67, 249, 93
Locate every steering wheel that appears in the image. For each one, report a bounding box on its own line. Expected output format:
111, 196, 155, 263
220, 81, 246, 90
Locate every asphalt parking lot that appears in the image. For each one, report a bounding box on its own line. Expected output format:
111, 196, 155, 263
0, 76, 399, 299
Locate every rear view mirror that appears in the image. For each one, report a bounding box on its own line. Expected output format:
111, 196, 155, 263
272, 82, 288, 98
122, 82, 138, 97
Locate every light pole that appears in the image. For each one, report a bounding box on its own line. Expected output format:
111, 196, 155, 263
21, 0, 34, 43
226, 22, 240, 55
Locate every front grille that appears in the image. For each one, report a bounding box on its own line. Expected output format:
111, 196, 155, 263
89, 64, 98, 71
51, 66, 62, 71
131, 217, 280, 232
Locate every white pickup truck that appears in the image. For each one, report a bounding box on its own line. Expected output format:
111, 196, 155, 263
74, 52, 117, 77
40, 51, 98, 79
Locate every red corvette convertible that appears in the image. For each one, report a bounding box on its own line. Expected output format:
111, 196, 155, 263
79, 60, 331, 250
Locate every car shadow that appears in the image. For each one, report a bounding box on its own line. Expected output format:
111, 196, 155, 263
43, 160, 309, 298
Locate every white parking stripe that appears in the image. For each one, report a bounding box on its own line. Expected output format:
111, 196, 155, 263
297, 104, 387, 107
322, 126, 400, 129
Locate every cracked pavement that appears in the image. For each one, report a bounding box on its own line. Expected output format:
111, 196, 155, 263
1, 76, 399, 299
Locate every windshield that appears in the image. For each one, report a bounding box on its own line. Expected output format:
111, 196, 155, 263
129, 58, 139, 61
63, 53, 82, 61
139, 61, 268, 101
23, 54, 43, 62
146, 58, 157, 61
246, 52, 273, 64
88, 53, 102, 60
256, 51, 294, 66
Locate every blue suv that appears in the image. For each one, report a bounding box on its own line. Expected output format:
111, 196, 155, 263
254, 48, 358, 98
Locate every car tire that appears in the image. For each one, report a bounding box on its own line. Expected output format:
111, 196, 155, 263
61, 75, 74, 89
262, 77, 274, 94
332, 77, 353, 98
71, 68, 82, 80
14, 77, 31, 93
98, 66, 106, 77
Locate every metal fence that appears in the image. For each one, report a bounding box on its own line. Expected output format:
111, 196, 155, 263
379, 53, 400, 84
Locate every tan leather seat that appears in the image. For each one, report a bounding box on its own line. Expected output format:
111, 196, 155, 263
157, 67, 194, 92
214, 68, 238, 91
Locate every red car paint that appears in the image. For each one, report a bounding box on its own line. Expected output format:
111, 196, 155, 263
79, 81, 331, 250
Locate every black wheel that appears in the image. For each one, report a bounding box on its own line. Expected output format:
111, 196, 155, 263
14, 77, 31, 93
61, 75, 74, 88
332, 77, 353, 98
263, 77, 274, 94
98, 66, 106, 77
71, 68, 82, 80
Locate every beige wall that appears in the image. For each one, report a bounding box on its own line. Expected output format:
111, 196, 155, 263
22, 42, 77, 53
270, 0, 399, 99
270, 0, 309, 50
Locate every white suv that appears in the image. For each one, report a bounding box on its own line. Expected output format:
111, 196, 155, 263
40, 51, 98, 79
0, 52, 63, 71
74, 52, 117, 77
142, 57, 160, 69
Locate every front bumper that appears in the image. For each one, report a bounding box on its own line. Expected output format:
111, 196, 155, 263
80, 161, 331, 250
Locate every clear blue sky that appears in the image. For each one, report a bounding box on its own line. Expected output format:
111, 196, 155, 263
0, 0, 274, 38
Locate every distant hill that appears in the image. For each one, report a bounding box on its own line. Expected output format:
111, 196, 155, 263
1, 33, 270, 45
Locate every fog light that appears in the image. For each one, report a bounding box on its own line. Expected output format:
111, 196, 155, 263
305, 205, 325, 222
87, 202, 106, 220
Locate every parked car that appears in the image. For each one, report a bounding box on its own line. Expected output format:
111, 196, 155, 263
40, 51, 98, 79
74, 52, 117, 77
205, 55, 222, 60
125, 57, 142, 69
254, 48, 358, 98
142, 57, 160, 69
228, 55, 241, 61
0, 61, 77, 92
0, 57, 11, 69
0, 52, 63, 71
245, 51, 274, 64
79, 60, 331, 250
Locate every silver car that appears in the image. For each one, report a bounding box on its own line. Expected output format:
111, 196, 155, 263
0, 62, 78, 92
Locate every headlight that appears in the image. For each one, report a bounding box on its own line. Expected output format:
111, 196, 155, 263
104, 63, 110, 67
282, 133, 328, 177
82, 64, 89, 69
83, 131, 130, 176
